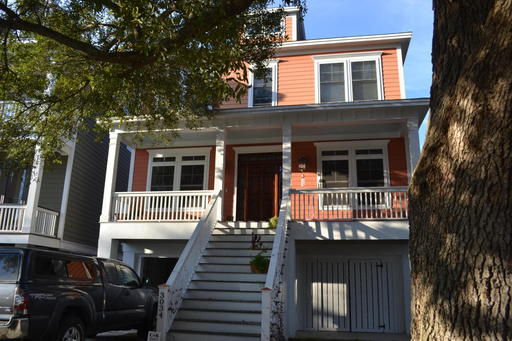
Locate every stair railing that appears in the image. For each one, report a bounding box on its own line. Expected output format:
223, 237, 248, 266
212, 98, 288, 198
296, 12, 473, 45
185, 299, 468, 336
156, 190, 221, 340
261, 191, 291, 341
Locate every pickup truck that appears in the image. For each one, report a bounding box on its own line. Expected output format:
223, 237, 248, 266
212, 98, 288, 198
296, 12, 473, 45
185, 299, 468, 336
0, 246, 157, 341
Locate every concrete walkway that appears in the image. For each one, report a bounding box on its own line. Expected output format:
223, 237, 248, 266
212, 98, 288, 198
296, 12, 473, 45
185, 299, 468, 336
86, 330, 137, 340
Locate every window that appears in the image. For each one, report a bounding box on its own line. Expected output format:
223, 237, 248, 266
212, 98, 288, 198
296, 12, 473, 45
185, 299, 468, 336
317, 142, 389, 189
147, 148, 210, 192
66, 260, 99, 280
253, 68, 273, 106
314, 53, 383, 103
248, 61, 278, 107
33, 255, 67, 279
102, 262, 140, 287
0, 253, 20, 281
320, 63, 345, 103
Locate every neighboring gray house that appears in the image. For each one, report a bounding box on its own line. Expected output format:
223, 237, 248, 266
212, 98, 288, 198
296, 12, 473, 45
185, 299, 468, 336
0, 112, 130, 255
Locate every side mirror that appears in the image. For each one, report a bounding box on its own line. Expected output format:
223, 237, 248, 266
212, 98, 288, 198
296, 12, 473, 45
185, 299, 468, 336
142, 278, 153, 287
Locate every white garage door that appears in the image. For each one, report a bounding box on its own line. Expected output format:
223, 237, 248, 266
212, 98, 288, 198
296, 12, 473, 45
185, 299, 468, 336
299, 257, 397, 333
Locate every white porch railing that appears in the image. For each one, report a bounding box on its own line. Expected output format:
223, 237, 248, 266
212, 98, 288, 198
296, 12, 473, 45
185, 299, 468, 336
156, 191, 220, 338
0, 205, 25, 232
290, 186, 409, 221
111, 190, 215, 222
34, 207, 59, 237
261, 192, 291, 341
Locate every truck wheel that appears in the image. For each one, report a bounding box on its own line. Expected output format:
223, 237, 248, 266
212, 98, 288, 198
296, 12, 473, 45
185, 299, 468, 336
55, 316, 85, 341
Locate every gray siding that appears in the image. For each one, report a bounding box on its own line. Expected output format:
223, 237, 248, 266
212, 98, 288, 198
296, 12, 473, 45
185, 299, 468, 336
116, 143, 131, 192
62, 129, 108, 247
39, 155, 67, 212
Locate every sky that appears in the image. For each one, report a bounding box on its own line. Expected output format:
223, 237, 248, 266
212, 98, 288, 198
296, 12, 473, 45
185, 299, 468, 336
301, 0, 433, 146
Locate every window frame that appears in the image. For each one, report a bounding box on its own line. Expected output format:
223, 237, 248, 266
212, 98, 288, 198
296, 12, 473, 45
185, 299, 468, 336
313, 52, 384, 104
248, 60, 279, 107
146, 147, 211, 192
315, 140, 390, 189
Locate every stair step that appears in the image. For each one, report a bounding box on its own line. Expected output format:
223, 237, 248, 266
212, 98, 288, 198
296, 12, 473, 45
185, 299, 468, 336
170, 330, 259, 341
193, 271, 266, 282
181, 298, 262, 311
213, 228, 276, 235
200, 255, 254, 264
207, 241, 274, 249
172, 319, 261, 334
189, 280, 264, 291
177, 308, 261, 323
204, 248, 271, 257
210, 234, 275, 242
197, 263, 252, 273
216, 221, 271, 229
185, 289, 262, 301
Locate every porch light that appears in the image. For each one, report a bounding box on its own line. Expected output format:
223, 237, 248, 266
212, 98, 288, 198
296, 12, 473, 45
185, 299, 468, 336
298, 156, 308, 172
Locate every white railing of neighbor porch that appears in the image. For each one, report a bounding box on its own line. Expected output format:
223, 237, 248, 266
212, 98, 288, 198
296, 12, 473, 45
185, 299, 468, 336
33, 207, 59, 237
290, 186, 409, 221
261, 193, 291, 341
156, 191, 220, 339
111, 190, 214, 222
0, 205, 25, 232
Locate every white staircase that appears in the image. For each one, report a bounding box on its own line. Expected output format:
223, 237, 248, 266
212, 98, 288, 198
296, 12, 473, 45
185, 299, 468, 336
170, 221, 276, 341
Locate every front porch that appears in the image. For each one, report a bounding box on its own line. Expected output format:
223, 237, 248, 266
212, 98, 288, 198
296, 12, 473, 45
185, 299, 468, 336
1, 143, 74, 242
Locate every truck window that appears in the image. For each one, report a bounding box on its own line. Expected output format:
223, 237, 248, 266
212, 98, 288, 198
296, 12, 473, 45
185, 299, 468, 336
66, 260, 99, 281
0, 253, 21, 281
34, 255, 67, 279
117, 264, 140, 287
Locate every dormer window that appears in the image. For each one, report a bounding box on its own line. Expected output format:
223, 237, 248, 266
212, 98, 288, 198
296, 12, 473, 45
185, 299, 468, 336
248, 60, 278, 107
314, 52, 383, 103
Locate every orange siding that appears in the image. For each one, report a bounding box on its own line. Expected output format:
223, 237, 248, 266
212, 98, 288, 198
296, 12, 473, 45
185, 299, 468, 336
131, 146, 216, 192
291, 142, 318, 189
285, 17, 293, 41
388, 137, 408, 186
278, 54, 316, 105
132, 149, 149, 191
381, 49, 401, 99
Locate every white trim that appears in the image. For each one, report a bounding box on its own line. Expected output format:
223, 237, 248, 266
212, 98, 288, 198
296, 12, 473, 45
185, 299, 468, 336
22, 146, 44, 233
127, 145, 135, 191
248, 60, 279, 107
313, 52, 384, 104
232, 144, 282, 221
279, 32, 412, 52
290, 13, 298, 41
396, 45, 407, 99
315, 140, 391, 188
100, 132, 120, 223
57, 142, 76, 240
146, 147, 212, 192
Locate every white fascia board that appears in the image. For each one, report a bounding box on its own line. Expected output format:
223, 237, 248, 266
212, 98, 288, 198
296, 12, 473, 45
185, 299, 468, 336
278, 32, 412, 58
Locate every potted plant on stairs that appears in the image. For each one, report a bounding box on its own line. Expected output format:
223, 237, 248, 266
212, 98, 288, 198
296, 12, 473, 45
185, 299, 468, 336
249, 251, 270, 273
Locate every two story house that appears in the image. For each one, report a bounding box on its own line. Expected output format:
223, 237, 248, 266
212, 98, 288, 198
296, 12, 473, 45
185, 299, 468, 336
97, 7, 428, 341
0, 105, 130, 254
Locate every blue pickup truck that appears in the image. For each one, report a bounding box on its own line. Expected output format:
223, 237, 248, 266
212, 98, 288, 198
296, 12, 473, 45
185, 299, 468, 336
0, 247, 157, 341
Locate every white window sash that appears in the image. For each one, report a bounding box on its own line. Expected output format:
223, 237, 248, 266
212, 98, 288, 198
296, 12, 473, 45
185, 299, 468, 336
146, 148, 211, 191
313, 52, 384, 104
248, 60, 279, 107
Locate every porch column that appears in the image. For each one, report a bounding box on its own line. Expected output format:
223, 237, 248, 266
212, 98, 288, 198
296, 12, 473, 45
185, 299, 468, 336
22, 146, 44, 233
282, 123, 292, 193
407, 118, 421, 180
100, 131, 121, 223
57, 141, 76, 239
214, 129, 226, 221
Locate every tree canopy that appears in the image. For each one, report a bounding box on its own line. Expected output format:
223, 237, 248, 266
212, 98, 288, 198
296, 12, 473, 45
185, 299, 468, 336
0, 0, 304, 166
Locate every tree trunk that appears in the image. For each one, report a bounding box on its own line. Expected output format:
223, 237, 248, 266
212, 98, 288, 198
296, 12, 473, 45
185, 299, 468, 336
409, 1, 512, 340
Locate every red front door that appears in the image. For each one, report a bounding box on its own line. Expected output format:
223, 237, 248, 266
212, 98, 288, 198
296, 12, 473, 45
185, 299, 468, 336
236, 153, 282, 221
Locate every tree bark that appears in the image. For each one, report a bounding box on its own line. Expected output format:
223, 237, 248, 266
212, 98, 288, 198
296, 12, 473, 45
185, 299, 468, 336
409, 1, 512, 340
